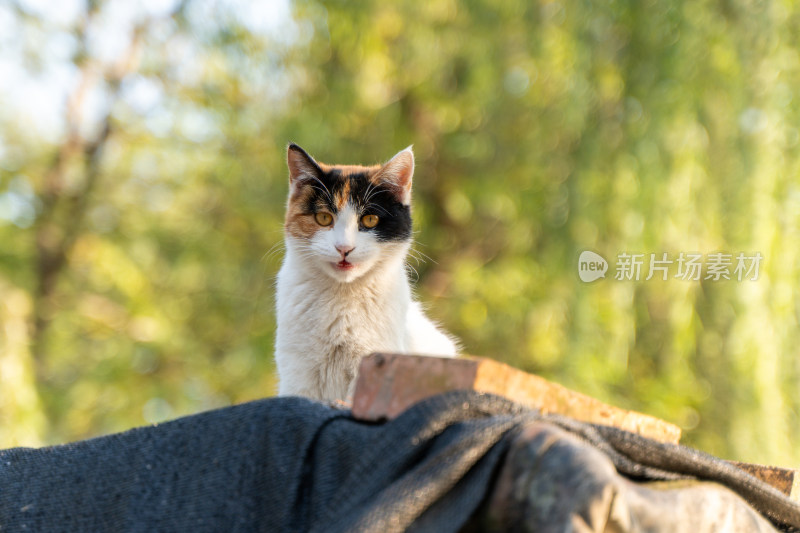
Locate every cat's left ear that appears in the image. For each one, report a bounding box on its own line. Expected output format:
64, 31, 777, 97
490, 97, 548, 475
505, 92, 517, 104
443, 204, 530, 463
287, 143, 322, 189
374, 146, 414, 205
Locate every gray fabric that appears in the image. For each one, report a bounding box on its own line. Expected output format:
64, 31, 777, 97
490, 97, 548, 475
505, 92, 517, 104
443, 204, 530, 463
555, 416, 800, 529
0, 392, 520, 532
1, 391, 798, 532
481, 422, 784, 532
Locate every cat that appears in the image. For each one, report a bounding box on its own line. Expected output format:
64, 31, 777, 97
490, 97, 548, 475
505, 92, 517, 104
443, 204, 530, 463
274, 143, 458, 401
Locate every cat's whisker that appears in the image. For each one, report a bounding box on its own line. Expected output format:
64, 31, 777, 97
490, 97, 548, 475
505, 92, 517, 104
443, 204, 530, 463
369, 204, 391, 217
362, 182, 377, 203
291, 246, 318, 260
306, 184, 334, 203
262, 241, 286, 263
407, 251, 424, 266
409, 244, 437, 265
405, 262, 420, 282
363, 185, 390, 205
415, 251, 436, 265
305, 175, 334, 204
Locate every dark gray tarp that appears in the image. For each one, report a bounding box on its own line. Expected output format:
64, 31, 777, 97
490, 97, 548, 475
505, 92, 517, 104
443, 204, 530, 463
1, 391, 798, 532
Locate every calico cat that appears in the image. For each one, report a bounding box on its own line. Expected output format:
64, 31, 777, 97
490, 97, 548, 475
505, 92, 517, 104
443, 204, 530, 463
274, 144, 458, 401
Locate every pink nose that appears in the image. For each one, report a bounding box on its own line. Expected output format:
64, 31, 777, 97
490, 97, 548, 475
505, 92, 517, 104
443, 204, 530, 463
335, 244, 355, 257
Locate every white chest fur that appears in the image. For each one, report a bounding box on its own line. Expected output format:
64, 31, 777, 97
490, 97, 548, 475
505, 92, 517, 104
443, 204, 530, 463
274, 245, 456, 401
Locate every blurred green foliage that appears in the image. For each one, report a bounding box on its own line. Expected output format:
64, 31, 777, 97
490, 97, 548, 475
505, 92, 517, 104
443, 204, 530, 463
1, 0, 799, 466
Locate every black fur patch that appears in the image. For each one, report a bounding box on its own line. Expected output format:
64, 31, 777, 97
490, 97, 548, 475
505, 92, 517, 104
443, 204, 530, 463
303, 169, 412, 242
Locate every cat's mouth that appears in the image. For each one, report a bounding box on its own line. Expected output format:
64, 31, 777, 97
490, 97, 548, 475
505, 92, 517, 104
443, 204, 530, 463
333, 259, 355, 271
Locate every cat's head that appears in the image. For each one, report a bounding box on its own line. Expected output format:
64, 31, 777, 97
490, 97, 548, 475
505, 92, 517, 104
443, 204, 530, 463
284, 144, 414, 283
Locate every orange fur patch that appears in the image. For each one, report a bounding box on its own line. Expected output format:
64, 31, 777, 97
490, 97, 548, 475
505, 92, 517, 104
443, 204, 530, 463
317, 163, 381, 177
335, 179, 350, 210
285, 185, 327, 239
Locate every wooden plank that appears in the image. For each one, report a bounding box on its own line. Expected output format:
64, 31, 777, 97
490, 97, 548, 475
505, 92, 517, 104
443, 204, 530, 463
730, 461, 800, 502
351, 353, 682, 444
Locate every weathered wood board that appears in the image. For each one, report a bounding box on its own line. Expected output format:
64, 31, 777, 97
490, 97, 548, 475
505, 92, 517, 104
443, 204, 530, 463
351, 353, 682, 444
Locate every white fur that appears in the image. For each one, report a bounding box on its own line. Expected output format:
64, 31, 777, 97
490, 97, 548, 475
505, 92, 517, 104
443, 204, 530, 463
274, 204, 457, 401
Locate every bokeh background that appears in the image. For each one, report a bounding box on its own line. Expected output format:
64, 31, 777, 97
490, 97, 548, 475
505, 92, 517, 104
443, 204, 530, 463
1, 0, 799, 466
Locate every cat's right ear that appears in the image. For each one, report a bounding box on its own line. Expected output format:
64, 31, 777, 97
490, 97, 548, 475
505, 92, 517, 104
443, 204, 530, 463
287, 143, 322, 188
374, 146, 414, 205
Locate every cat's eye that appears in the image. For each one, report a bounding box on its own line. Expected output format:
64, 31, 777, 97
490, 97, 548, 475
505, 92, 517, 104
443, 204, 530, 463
361, 214, 379, 228
315, 212, 333, 226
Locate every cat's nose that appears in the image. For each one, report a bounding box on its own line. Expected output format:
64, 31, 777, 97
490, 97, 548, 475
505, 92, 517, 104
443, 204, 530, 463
335, 244, 355, 258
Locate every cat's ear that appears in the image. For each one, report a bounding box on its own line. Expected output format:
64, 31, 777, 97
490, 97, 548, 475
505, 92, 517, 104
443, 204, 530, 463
287, 143, 322, 188
374, 146, 414, 205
